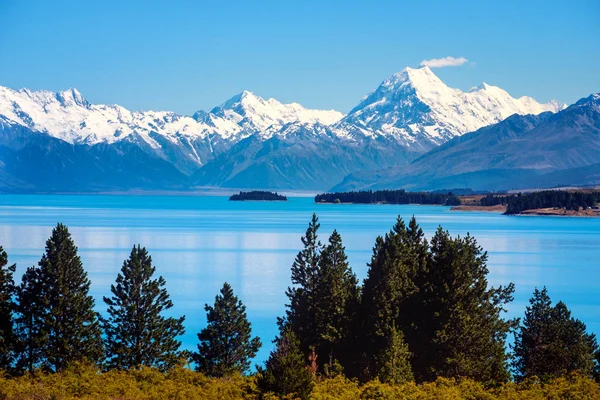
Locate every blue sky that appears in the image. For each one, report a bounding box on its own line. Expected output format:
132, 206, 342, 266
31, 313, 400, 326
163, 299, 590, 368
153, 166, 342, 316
1, 0, 598, 114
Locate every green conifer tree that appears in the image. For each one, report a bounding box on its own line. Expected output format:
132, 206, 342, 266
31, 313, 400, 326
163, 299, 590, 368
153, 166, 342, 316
256, 329, 314, 400
280, 214, 324, 362
513, 287, 598, 381
417, 227, 516, 383
378, 323, 413, 384
14, 266, 45, 373
314, 230, 360, 373
103, 245, 185, 370
0, 246, 17, 372
193, 282, 261, 377
30, 223, 104, 371
359, 217, 415, 383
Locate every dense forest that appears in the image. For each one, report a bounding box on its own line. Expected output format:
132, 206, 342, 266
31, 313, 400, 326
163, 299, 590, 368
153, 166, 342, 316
0, 218, 599, 399
315, 190, 461, 205
479, 190, 600, 214
230, 191, 287, 201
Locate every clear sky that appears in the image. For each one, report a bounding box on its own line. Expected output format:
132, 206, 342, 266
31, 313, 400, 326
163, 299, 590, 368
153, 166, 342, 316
1, 0, 598, 115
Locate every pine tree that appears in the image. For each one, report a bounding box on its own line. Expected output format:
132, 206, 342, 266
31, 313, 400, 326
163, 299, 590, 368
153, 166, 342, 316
416, 227, 516, 383
378, 323, 413, 384
359, 217, 415, 383
103, 245, 185, 370
0, 246, 17, 372
256, 329, 314, 400
22, 223, 104, 371
314, 230, 360, 374
193, 282, 261, 377
513, 287, 598, 381
14, 266, 45, 373
280, 214, 324, 362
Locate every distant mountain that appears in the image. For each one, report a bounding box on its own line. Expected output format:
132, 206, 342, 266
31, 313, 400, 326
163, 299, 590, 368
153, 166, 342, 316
333, 66, 563, 148
190, 67, 564, 189
334, 93, 600, 191
191, 123, 416, 190
0, 68, 567, 191
195, 90, 343, 139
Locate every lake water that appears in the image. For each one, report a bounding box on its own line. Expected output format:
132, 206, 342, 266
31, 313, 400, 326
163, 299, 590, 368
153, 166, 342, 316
0, 194, 599, 365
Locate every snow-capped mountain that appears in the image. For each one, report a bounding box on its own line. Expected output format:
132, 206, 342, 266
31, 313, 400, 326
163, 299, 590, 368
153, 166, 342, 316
336, 66, 564, 146
334, 93, 600, 192
195, 90, 343, 140
0, 86, 343, 148
0, 67, 573, 191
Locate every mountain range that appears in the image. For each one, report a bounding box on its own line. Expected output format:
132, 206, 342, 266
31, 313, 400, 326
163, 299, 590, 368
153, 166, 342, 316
335, 94, 600, 191
1, 66, 591, 193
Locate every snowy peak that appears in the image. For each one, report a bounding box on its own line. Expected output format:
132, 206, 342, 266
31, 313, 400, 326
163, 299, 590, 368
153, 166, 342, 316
0, 85, 344, 148
382, 66, 443, 89
56, 88, 89, 108
204, 90, 343, 134
340, 66, 565, 145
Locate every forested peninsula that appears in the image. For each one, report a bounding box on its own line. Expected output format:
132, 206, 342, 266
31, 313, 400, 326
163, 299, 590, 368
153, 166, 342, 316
0, 217, 599, 399
315, 189, 461, 205
454, 190, 600, 216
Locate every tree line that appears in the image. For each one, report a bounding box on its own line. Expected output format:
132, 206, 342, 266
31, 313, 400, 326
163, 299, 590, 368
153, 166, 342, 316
0, 218, 599, 400
230, 191, 287, 201
314, 190, 461, 206
0, 224, 259, 376
479, 190, 600, 214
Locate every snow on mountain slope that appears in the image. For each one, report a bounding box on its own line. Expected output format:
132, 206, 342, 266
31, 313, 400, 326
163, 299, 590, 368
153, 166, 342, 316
337, 66, 564, 146
0, 86, 343, 149
198, 90, 343, 139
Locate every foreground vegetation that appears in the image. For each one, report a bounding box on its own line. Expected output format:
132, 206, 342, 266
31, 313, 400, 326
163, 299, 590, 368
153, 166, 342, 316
230, 191, 287, 201
0, 215, 599, 399
1, 365, 600, 400
315, 189, 461, 205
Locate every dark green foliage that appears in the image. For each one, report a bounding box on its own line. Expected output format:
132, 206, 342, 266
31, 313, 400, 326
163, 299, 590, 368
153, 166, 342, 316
14, 266, 45, 373
359, 217, 417, 383
0, 246, 17, 372
414, 227, 516, 383
229, 191, 287, 201
103, 245, 185, 371
281, 215, 361, 375
280, 214, 324, 361
359, 216, 515, 385
513, 287, 599, 382
314, 230, 360, 373
193, 282, 261, 377
15, 223, 104, 372
480, 190, 600, 214
315, 190, 461, 206
256, 330, 314, 400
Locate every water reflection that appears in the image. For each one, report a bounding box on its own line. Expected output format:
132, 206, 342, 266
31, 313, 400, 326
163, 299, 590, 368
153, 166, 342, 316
0, 195, 599, 364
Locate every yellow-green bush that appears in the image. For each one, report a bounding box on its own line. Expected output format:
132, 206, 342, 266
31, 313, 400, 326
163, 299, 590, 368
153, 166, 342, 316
1, 364, 599, 400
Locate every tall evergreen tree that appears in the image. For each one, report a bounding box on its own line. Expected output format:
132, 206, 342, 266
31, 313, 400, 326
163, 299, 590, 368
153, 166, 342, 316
314, 230, 360, 373
415, 227, 516, 383
513, 287, 598, 381
359, 217, 415, 383
280, 214, 324, 362
14, 266, 45, 373
17, 223, 104, 372
256, 329, 314, 400
103, 245, 185, 371
0, 246, 17, 372
192, 282, 261, 377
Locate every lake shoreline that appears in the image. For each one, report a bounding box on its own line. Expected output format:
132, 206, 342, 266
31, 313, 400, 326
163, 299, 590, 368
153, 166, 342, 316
450, 205, 600, 217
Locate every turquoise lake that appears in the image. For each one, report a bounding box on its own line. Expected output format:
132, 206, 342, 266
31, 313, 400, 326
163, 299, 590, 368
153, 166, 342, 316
0, 194, 599, 365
